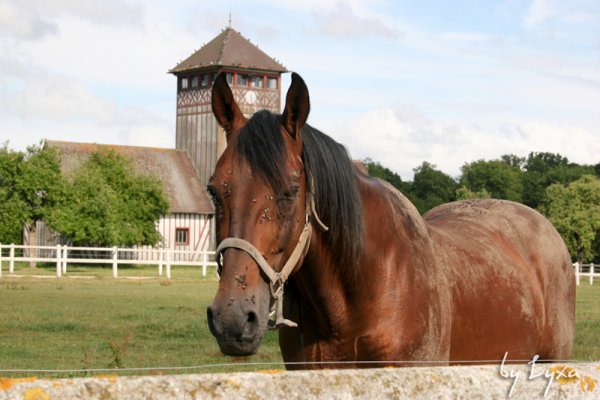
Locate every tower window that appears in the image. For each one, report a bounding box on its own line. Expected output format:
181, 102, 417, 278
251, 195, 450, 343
181, 77, 189, 90
191, 76, 199, 88
226, 73, 233, 85
175, 228, 190, 245
267, 77, 277, 89
251, 76, 263, 88
237, 74, 248, 86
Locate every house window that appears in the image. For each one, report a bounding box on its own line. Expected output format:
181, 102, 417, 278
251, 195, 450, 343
201, 74, 210, 87
191, 76, 199, 88
267, 77, 277, 89
181, 77, 188, 90
175, 228, 190, 245
226, 73, 233, 85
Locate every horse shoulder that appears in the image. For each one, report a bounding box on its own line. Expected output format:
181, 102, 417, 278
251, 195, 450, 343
356, 175, 453, 360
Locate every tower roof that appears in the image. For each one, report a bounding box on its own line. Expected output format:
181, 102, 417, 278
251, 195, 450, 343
169, 28, 287, 75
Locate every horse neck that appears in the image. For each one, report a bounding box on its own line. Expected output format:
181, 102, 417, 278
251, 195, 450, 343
293, 229, 359, 337
294, 175, 431, 333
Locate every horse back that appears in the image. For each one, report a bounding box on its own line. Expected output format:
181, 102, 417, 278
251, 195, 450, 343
424, 199, 575, 361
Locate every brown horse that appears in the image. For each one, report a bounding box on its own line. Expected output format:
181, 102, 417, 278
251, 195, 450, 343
206, 72, 575, 369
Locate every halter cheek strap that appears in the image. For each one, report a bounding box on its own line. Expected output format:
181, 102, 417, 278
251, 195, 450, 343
215, 185, 328, 329
216, 222, 311, 328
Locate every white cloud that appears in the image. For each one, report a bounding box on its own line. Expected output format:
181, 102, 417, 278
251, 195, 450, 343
334, 105, 600, 180
2, 117, 172, 152
524, 0, 600, 28
0, 71, 159, 126
42, 0, 144, 26
119, 123, 173, 149
312, 2, 401, 39
437, 32, 498, 44
250, 0, 387, 12
0, 1, 56, 40
1, 0, 599, 184
0, 0, 144, 41
524, 0, 557, 27
0, 58, 172, 152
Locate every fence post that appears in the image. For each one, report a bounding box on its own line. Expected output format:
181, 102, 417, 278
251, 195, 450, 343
55, 244, 62, 278
574, 263, 580, 286
9, 243, 15, 274
62, 246, 68, 274
591, 263, 595, 286
0, 243, 2, 277
166, 249, 171, 280
112, 247, 118, 278
202, 252, 208, 277
158, 248, 163, 277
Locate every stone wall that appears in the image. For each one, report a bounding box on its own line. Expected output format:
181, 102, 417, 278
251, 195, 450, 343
1, 363, 599, 399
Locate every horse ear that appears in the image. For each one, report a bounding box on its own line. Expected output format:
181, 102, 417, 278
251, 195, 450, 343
212, 72, 246, 141
281, 72, 310, 142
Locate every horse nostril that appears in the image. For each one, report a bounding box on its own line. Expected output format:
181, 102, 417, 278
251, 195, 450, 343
207, 306, 220, 337
243, 310, 259, 339
247, 311, 257, 323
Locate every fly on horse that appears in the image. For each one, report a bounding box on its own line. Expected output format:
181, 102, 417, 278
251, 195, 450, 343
206, 72, 575, 368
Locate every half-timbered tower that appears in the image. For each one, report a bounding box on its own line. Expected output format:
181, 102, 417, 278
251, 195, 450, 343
169, 27, 287, 186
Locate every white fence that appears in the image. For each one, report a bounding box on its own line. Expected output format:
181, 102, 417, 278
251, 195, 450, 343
573, 262, 599, 286
0, 243, 217, 279
1, 244, 597, 285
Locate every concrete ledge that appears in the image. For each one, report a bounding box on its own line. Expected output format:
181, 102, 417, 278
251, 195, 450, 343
1, 363, 599, 399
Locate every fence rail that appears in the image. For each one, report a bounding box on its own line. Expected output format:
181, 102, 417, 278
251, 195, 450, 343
0, 243, 217, 279
1, 243, 597, 285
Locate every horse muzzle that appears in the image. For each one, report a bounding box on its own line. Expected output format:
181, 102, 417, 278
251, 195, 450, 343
207, 290, 270, 356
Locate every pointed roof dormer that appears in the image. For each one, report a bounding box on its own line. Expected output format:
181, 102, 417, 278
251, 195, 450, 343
169, 28, 287, 75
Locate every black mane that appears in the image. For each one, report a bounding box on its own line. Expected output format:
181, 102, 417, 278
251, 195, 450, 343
236, 110, 365, 270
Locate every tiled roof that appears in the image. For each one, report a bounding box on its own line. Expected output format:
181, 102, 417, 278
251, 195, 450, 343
46, 140, 214, 215
169, 28, 287, 74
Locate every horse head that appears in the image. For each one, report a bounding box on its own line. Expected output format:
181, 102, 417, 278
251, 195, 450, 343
206, 72, 313, 356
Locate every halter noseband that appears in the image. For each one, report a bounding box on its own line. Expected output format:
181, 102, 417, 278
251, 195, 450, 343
215, 180, 328, 329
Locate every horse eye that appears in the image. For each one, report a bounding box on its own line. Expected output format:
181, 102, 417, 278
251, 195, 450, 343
207, 186, 223, 218
282, 186, 299, 202
208, 190, 217, 205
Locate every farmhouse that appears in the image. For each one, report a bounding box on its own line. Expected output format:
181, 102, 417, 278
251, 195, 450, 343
36, 140, 214, 255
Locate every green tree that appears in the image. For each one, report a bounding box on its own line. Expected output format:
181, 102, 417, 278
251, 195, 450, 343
411, 161, 457, 213
460, 158, 523, 202
47, 150, 169, 247
0, 145, 27, 244
455, 186, 491, 200
522, 152, 595, 209
500, 154, 525, 169
0, 143, 63, 250
592, 236, 600, 263
538, 175, 600, 264
362, 158, 409, 193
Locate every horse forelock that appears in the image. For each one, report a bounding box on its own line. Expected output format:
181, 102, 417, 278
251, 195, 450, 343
235, 110, 365, 273
235, 110, 290, 192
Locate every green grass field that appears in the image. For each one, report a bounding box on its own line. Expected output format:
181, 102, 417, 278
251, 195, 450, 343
0, 264, 599, 377
0, 264, 282, 377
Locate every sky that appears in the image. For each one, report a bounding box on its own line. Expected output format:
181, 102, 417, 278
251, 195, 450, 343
0, 0, 599, 180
